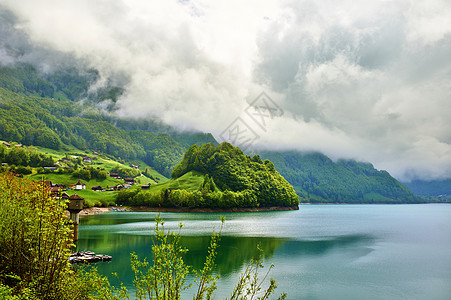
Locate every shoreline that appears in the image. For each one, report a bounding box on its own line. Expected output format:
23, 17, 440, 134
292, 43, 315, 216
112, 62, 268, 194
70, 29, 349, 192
79, 205, 299, 216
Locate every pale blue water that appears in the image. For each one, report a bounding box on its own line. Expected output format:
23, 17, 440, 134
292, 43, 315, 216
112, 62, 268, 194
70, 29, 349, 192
77, 205, 451, 299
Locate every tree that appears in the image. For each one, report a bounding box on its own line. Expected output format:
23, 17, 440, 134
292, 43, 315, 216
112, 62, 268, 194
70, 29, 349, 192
0, 172, 97, 299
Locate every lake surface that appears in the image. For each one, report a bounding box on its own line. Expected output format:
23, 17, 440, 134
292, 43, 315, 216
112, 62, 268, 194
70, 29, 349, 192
77, 205, 451, 299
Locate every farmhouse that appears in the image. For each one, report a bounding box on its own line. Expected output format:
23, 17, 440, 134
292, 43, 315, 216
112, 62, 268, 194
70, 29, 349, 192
124, 178, 135, 185
70, 179, 86, 190
91, 186, 105, 191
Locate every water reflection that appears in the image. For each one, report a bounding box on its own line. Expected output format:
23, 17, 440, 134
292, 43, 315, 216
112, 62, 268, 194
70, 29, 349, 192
76, 233, 286, 277
79, 212, 155, 226
77, 228, 375, 292
77, 211, 376, 284
278, 234, 375, 257
182, 235, 287, 275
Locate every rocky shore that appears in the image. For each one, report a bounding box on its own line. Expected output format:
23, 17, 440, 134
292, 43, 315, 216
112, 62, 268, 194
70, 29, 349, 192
131, 205, 299, 213
79, 205, 299, 215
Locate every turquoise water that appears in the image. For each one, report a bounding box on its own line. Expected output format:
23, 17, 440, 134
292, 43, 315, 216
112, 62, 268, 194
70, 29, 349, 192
77, 205, 451, 299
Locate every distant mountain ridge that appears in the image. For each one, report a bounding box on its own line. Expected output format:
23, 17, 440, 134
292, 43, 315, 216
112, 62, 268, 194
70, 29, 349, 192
403, 179, 451, 197
0, 63, 425, 203
259, 151, 422, 203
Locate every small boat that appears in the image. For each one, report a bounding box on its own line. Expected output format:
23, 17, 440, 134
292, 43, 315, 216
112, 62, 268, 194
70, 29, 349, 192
70, 251, 112, 264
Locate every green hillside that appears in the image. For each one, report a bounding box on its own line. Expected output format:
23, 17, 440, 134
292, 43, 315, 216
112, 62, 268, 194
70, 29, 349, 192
0, 64, 216, 177
117, 143, 300, 209
260, 151, 422, 203
0, 142, 168, 207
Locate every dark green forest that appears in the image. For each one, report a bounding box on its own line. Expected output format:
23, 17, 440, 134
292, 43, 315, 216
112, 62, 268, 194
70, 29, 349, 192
260, 151, 422, 203
171, 142, 299, 207
0, 64, 214, 177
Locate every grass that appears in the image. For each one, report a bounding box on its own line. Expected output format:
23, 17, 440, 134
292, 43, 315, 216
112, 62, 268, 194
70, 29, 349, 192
134, 175, 155, 185
26, 172, 122, 207
17, 144, 171, 207
146, 171, 205, 193
27, 172, 123, 189
30, 145, 167, 182
129, 158, 168, 183
66, 189, 118, 207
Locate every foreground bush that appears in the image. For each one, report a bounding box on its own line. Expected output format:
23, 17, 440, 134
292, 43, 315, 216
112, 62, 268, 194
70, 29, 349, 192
0, 172, 286, 299
0, 172, 98, 299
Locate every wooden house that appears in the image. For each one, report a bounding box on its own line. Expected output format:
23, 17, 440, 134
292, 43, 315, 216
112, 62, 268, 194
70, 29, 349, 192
124, 178, 135, 185
91, 186, 105, 191
73, 179, 86, 190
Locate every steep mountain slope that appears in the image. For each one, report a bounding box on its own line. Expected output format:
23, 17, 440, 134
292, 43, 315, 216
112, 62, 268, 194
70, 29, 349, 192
260, 151, 421, 203
0, 64, 215, 177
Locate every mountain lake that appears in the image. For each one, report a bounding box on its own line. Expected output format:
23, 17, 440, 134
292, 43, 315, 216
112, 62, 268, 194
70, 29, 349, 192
76, 204, 451, 299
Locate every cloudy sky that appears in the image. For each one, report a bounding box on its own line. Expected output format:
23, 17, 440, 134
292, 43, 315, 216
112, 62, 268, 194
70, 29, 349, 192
1, 0, 451, 181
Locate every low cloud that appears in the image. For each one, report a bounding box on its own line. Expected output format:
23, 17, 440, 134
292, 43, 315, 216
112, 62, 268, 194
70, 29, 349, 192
1, 0, 450, 181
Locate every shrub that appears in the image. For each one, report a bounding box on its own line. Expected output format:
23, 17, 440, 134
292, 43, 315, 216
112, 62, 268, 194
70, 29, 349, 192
0, 172, 97, 299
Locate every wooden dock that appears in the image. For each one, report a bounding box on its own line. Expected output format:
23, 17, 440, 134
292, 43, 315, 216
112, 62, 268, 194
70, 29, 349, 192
70, 251, 112, 264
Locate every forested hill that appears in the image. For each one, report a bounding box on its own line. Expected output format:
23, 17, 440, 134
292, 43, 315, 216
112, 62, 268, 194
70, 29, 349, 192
170, 143, 299, 208
260, 151, 422, 204
0, 63, 215, 177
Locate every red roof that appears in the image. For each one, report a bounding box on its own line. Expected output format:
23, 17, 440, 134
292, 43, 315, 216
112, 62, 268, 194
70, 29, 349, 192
39, 181, 52, 187
68, 194, 84, 200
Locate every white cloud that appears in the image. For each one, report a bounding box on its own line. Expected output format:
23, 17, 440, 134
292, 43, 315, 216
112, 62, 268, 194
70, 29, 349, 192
1, 0, 451, 181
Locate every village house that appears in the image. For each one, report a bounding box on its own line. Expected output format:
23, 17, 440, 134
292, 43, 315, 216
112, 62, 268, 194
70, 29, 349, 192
91, 186, 105, 191
111, 184, 125, 191
44, 166, 58, 172
124, 178, 135, 185
49, 186, 61, 197
70, 179, 86, 190
83, 157, 92, 163
38, 181, 64, 198
141, 185, 150, 190
39, 180, 53, 188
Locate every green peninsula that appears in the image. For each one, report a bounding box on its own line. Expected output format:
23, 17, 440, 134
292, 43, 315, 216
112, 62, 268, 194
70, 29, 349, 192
117, 143, 300, 210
